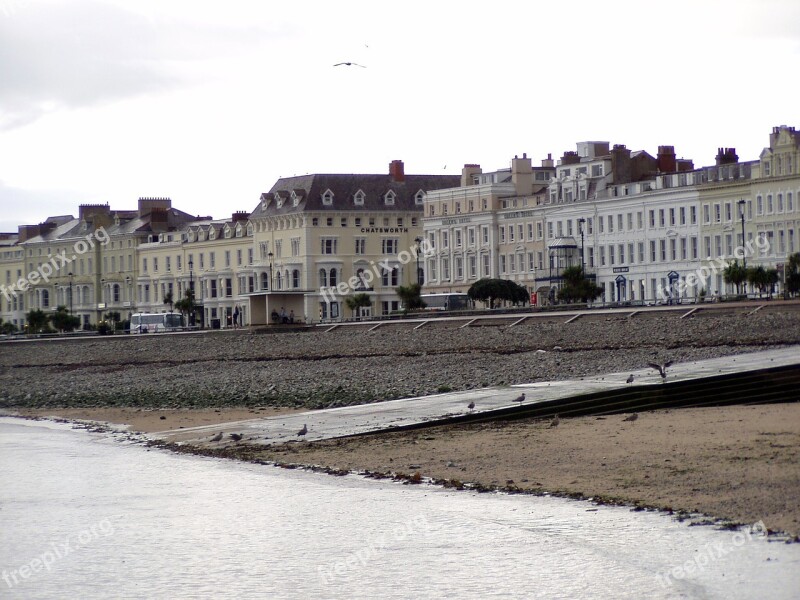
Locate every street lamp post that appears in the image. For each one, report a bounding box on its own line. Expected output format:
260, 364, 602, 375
188, 259, 195, 326
414, 237, 423, 286
577, 218, 586, 274
738, 199, 747, 270
268, 252, 274, 290
125, 276, 132, 322
68, 272, 74, 315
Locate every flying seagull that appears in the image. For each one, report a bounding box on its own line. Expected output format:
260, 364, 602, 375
210, 432, 223, 442
297, 423, 308, 437
549, 414, 560, 428
467, 401, 475, 411
230, 433, 243, 442
512, 393, 526, 403
647, 361, 673, 380
623, 413, 639, 422
626, 374, 635, 384
334, 62, 366, 68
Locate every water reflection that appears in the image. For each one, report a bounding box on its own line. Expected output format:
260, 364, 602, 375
1, 418, 798, 599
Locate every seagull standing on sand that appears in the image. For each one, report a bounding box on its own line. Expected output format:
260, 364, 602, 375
512, 393, 526, 403
297, 424, 308, 437
467, 401, 475, 411
626, 374, 635, 384
230, 433, 243, 442
549, 414, 560, 428
623, 413, 639, 422
210, 432, 223, 442
647, 361, 673, 381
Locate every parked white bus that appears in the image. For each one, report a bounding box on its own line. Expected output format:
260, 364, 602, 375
130, 312, 184, 334
420, 293, 472, 311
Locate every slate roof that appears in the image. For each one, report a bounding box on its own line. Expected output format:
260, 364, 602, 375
249, 172, 461, 218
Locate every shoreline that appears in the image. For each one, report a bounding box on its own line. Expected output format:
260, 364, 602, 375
5, 402, 799, 540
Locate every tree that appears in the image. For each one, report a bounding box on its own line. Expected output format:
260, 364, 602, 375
468, 278, 528, 309
746, 266, 778, 298
395, 283, 425, 314
344, 293, 372, 319
163, 291, 174, 312
49, 305, 80, 332
24, 309, 48, 334
786, 252, 800, 297
174, 288, 197, 326
105, 311, 122, 331
722, 259, 747, 295
557, 266, 603, 304
0, 319, 17, 335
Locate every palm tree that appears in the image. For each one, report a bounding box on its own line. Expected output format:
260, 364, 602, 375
344, 293, 372, 320
722, 260, 747, 295
163, 291, 174, 312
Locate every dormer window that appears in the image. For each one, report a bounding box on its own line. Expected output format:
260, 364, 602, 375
322, 189, 334, 206
246, 223, 253, 236
209, 228, 216, 240
235, 224, 243, 238
224, 226, 232, 239
198, 231, 206, 241
354, 190, 365, 206
384, 190, 396, 206
187, 231, 195, 242
415, 190, 425, 205
291, 190, 299, 206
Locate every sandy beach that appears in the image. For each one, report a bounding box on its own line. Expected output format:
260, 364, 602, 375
13, 401, 800, 539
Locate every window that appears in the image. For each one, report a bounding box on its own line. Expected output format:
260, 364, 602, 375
327, 217, 334, 227
384, 191, 396, 205
355, 238, 366, 254
500, 227, 506, 244
455, 229, 462, 248
757, 195, 763, 215
649, 210, 656, 228
153, 257, 159, 272
322, 190, 334, 205
209, 252, 215, 268
608, 215, 614, 233
599, 246, 606, 266
354, 190, 365, 205
660, 240, 667, 261
319, 269, 328, 287
468, 228, 476, 246
669, 208, 675, 226
627, 213, 633, 230
382, 239, 399, 254
482, 226, 489, 245
638, 242, 644, 263
659, 209, 666, 227
469, 255, 477, 278
788, 192, 794, 212
767, 194, 774, 213
224, 251, 230, 267
508, 226, 514, 243
703, 205, 710, 223
778, 193, 784, 212
341, 218, 348, 227
691, 237, 698, 260
442, 258, 450, 280
415, 191, 425, 205
650, 240, 657, 262
690, 206, 697, 224
442, 231, 449, 248
714, 204, 721, 223
321, 238, 337, 254
292, 270, 300, 288
618, 214, 624, 231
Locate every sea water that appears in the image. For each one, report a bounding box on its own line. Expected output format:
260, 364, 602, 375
1, 418, 798, 599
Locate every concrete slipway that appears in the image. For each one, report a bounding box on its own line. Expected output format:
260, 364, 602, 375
151, 345, 800, 447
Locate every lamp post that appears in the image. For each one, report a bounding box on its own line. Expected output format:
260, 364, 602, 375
125, 276, 132, 322
68, 272, 74, 315
268, 251, 274, 290
414, 236, 423, 286
188, 259, 195, 326
738, 199, 747, 270
577, 218, 586, 274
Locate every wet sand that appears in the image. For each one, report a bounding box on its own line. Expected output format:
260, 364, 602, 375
13, 402, 800, 539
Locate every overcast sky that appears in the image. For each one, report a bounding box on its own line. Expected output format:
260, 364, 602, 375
1, 0, 799, 231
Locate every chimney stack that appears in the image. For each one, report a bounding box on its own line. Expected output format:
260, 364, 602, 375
657, 146, 677, 173
461, 164, 482, 187
715, 148, 738, 165
389, 159, 405, 182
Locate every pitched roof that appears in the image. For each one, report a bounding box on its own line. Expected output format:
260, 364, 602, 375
249, 172, 461, 217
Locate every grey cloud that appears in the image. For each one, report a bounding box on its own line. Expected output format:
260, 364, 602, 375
0, 1, 281, 130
